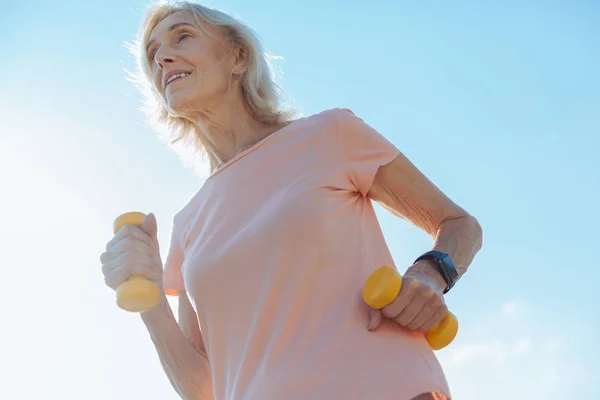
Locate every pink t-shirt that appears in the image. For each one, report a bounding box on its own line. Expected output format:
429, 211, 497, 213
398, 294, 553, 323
163, 108, 450, 400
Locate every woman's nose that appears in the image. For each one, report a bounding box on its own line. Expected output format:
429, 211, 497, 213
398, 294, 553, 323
156, 47, 177, 69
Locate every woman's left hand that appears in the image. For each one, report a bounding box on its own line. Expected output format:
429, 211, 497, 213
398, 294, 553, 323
367, 261, 448, 332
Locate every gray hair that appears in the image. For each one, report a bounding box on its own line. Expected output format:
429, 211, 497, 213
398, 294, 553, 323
126, 1, 296, 173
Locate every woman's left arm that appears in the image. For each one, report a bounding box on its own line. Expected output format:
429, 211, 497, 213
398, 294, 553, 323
366, 151, 483, 331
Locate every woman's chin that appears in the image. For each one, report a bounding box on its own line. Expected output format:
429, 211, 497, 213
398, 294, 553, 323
166, 92, 196, 117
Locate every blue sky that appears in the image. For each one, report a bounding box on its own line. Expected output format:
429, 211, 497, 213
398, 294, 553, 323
2, 1, 598, 399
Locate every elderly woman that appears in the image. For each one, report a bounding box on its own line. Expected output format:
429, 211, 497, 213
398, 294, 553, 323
100, 1, 483, 399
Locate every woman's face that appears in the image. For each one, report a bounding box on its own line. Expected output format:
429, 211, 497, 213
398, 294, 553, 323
145, 11, 240, 117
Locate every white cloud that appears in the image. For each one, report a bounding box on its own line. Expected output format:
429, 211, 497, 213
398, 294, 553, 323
500, 299, 526, 317
445, 340, 508, 366
437, 300, 589, 400
510, 338, 532, 356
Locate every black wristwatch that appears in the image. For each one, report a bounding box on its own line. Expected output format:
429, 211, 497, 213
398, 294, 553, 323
414, 250, 459, 294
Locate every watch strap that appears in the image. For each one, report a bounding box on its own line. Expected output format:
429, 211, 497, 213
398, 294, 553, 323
414, 250, 459, 294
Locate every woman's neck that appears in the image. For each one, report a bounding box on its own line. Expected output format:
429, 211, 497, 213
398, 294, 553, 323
192, 93, 284, 168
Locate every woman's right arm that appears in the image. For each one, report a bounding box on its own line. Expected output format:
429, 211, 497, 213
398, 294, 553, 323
141, 293, 214, 400
101, 213, 213, 400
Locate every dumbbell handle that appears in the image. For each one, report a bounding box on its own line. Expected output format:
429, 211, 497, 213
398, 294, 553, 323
362, 265, 458, 350
112, 212, 161, 312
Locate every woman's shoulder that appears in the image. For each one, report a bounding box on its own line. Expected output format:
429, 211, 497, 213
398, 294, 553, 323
298, 107, 356, 124
283, 107, 358, 139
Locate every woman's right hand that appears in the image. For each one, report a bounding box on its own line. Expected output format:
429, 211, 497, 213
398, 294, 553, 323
100, 213, 164, 293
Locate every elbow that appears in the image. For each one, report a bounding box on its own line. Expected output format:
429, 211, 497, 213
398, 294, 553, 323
440, 213, 483, 251
467, 214, 483, 252
172, 370, 214, 400
164, 354, 213, 400
182, 359, 214, 400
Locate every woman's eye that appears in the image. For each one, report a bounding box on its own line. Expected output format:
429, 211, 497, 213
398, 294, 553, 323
146, 48, 157, 62
178, 33, 191, 43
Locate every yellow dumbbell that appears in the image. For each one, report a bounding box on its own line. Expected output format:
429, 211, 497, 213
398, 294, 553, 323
112, 211, 161, 312
362, 265, 458, 350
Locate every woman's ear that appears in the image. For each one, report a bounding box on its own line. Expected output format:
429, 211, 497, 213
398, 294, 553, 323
231, 44, 249, 75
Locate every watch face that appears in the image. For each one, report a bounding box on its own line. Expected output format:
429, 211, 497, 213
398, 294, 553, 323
441, 254, 458, 280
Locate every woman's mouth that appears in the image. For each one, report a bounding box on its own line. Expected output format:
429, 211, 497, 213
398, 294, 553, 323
165, 72, 191, 87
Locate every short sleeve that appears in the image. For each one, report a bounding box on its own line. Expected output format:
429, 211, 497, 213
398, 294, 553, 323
163, 220, 186, 296
336, 108, 400, 196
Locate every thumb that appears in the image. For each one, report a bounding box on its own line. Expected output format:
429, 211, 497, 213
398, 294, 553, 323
141, 213, 158, 241
367, 308, 383, 331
